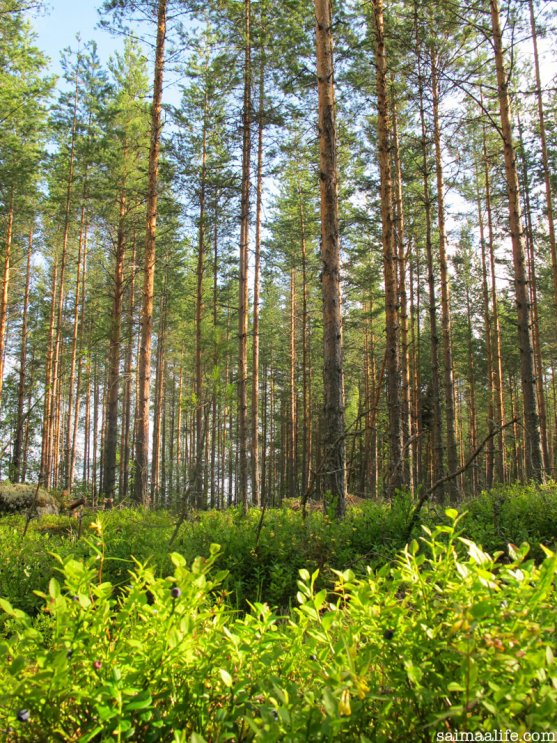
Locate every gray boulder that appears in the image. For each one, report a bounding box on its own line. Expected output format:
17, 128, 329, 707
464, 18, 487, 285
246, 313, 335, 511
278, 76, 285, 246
0, 483, 60, 517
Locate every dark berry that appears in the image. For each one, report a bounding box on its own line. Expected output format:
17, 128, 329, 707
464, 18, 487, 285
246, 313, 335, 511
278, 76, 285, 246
93, 660, 102, 670
17, 710, 30, 723
171, 586, 181, 599
72, 595, 79, 602
383, 629, 394, 640
310, 654, 317, 661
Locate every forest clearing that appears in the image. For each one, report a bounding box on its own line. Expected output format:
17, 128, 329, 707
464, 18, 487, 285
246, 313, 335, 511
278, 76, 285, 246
0, 0, 556, 739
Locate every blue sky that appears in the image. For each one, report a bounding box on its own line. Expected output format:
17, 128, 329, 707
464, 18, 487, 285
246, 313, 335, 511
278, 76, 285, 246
34, 0, 121, 76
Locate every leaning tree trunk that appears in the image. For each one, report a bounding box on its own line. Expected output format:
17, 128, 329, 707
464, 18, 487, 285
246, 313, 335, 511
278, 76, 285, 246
489, 0, 544, 482
135, 0, 167, 506
314, 0, 347, 516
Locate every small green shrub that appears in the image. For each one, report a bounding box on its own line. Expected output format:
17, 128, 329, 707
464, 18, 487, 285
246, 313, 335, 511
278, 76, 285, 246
0, 511, 555, 741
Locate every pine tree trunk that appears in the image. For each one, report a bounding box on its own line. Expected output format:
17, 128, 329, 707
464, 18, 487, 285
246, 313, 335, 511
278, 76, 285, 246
314, 0, 346, 515
528, 0, 557, 315
237, 0, 251, 511
477, 176, 495, 488
64, 201, 87, 493
11, 224, 32, 483
392, 94, 413, 493
289, 266, 297, 499
370, 0, 403, 495
40, 261, 58, 486
151, 292, 166, 505
121, 234, 136, 500
103, 193, 126, 501
416, 31, 443, 492
518, 114, 551, 475
251, 57, 264, 508
135, 0, 167, 506
299, 187, 312, 498
0, 192, 14, 406
431, 50, 459, 497
195, 93, 208, 502
489, 0, 544, 482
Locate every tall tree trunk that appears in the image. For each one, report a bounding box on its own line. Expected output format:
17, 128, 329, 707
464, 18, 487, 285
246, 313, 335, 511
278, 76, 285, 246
195, 92, 208, 502
151, 292, 166, 505
314, 0, 346, 516
482, 120, 507, 482
528, 0, 557, 315
121, 233, 136, 500
237, 0, 251, 511
489, 0, 544, 481
392, 93, 413, 493
518, 113, 551, 474
477, 173, 495, 488
64, 200, 87, 493
370, 0, 403, 495
251, 55, 264, 508
431, 50, 459, 497
103, 193, 126, 501
299, 186, 312, 498
0, 191, 14, 406
289, 265, 297, 499
416, 25, 443, 492
48, 65, 80, 488
11, 223, 32, 483
40, 262, 58, 485
135, 0, 167, 506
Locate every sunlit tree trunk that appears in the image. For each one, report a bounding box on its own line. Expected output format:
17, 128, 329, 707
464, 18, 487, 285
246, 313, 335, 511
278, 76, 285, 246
0, 191, 14, 406
289, 265, 297, 499
489, 0, 544, 481
477, 174, 495, 488
11, 224, 32, 483
102, 192, 126, 501
314, 0, 346, 515
65, 200, 87, 493
392, 93, 413, 493
135, 0, 167, 506
370, 0, 402, 495
237, 0, 251, 511
431, 50, 458, 496
528, 0, 557, 315
251, 55, 264, 508
416, 28, 443, 492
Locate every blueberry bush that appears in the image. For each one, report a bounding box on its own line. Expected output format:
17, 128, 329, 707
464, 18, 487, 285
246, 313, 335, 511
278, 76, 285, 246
0, 511, 555, 741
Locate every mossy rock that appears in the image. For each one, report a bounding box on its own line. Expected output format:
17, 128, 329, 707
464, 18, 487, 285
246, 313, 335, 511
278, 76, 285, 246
0, 482, 60, 517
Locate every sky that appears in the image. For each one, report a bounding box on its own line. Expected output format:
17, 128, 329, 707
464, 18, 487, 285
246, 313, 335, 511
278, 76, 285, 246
34, 0, 123, 77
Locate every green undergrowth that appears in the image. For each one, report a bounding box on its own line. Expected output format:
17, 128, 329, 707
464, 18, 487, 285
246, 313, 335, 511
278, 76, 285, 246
0, 511, 555, 741
0, 483, 556, 617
